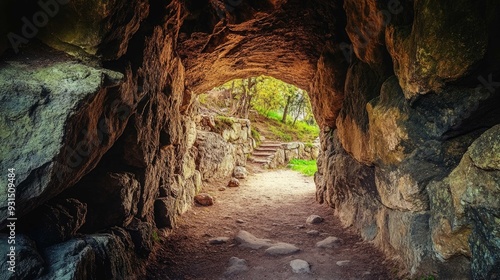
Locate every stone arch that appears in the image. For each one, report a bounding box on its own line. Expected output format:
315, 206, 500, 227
178, 0, 349, 128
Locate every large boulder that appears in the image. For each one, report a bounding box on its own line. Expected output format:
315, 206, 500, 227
40, 228, 136, 280
233, 166, 247, 180
310, 45, 348, 128
40, 239, 96, 280
0, 50, 135, 229
428, 125, 500, 279
154, 198, 176, 229
366, 77, 494, 212
0, 235, 45, 280
69, 172, 141, 232
385, 0, 498, 98
315, 130, 380, 242
194, 131, 236, 181
126, 218, 154, 258
336, 60, 385, 164
20, 198, 87, 248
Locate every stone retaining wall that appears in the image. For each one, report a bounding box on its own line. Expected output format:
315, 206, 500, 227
266, 142, 320, 169
194, 114, 255, 181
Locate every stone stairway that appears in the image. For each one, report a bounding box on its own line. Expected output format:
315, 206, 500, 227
249, 141, 282, 166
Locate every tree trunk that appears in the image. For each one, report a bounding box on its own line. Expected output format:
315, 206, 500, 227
292, 98, 304, 125
244, 94, 254, 119
282, 95, 291, 124
230, 80, 237, 114
241, 77, 256, 119
237, 85, 247, 118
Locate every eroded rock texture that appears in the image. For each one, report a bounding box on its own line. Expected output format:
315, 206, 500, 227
1, 0, 500, 279
316, 0, 500, 278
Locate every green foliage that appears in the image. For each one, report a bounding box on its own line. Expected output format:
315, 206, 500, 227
201, 75, 320, 142
251, 76, 288, 115
216, 115, 233, 126
287, 159, 318, 176
216, 75, 315, 124
198, 94, 208, 105
215, 77, 260, 118
251, 128, 261, 145
264, 110, 282, 121
213, 116, 233, 133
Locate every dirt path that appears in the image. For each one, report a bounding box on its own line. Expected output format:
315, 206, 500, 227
146, 165, 396, 280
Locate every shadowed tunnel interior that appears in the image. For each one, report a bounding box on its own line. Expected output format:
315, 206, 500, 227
0, 0, 500, 279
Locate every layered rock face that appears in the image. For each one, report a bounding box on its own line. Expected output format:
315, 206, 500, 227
315, 1, 500, 279
1, 0, 499, 279
1, 0, 191, 278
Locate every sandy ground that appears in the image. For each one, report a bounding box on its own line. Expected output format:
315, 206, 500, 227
146, 164, 397, 280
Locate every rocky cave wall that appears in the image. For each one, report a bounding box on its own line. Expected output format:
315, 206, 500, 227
0, 0, 500, 279
315, 0, 500, 279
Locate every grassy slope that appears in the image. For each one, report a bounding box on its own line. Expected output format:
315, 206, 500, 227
197, 93, 320, 142
249, 111, 319, 143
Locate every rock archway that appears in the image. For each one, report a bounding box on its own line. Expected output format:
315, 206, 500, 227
178, 0, 349, 128
1, 0, 500, 279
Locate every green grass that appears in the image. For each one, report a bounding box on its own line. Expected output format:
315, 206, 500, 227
266, 110, 282, 121
251, 109, 319, 142
295, 120, 320, 137
287, 159, 317, 176
269, 126, 293, 142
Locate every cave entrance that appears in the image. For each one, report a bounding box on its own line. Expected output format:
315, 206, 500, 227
197, 75, 319, 142
192, 74, 320, 189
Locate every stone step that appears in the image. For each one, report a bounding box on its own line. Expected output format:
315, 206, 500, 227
252, 152, 275, 157
259, 143, 282, 148
261, 141, 281, 144
251, 142, 282, 165
254, 148, 279, 153
250, 157, 270, 164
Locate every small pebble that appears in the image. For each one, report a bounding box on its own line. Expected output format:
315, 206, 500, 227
209, 237, 230, 245
307, 230, 319, 236
265, 243, 300, 255
316, 236, 342, 248
290, 259, 310, 274
336, 260, 350, 266
194, 193, 214, 206
225, 257, 248, 276
227, 178, 240, 188
306, 215, 324, 224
